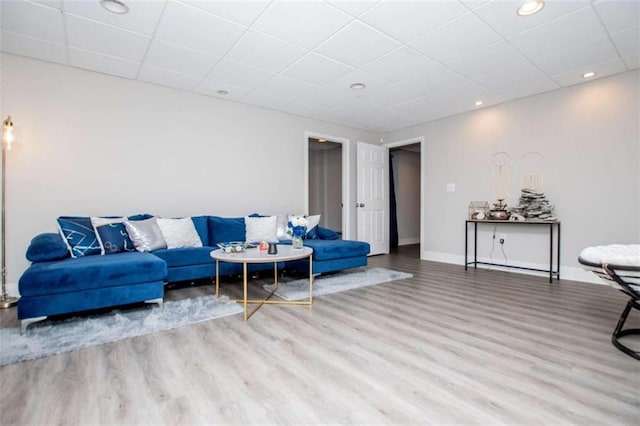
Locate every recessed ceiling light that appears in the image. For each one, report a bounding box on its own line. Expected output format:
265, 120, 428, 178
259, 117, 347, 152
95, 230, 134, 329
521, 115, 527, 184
582, 71, 596, 79
475, 100, 484, 106
216, 90, 229, 95
100, 0, 129, 14
517, 0, 544, 16
350, 83, 366, 90
318, 138, 327, 143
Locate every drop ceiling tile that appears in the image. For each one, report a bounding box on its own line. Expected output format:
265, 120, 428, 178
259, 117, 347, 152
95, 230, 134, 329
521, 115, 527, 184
324, 69, 392, 97
474, 63, 559, 100
0, 0, 65, 43
473, 0, 590, 38
226, 29, 307, 73
359, 82, 424, 107
426, 80, 504, 111
611, 26, 640, 58
0, 30, 67, 64
552, 58, 627, 87
533, 37, 619, 76
410, 12, 502, 63
508, 7, 608, 59
251, 74, 318, 100
444, 41, 530, 80
282, 53, 353, 86
394, 95, 455, 117
139, 64, 202, 91
314, 21, 400, 68
181, 0, 270, 25
31, 0, 62, 9
205, 58, 274, 90
403, 66, 471, 94
194, 79, 252, 101
253, 0, 352, 49
294, 87, 353, 110
63, 0, 165, 35
326, 0, 378, 17
68, 47, 139, 79
360, 46, 438, 82
594, 0, 640, 34
66, 14, 151, 62
155, 0, 246, 56
144, 39, 220, 78
459, 0, 490, 10
242, 91, 295, 111
359, 0, 467, 43
622, 53, 639, 70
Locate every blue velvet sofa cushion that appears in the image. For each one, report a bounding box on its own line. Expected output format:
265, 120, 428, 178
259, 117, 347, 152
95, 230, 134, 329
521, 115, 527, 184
26, 233, 69, 262
191, 216, 208, 245
19, 252, 167, 296
153, 247, 215, 268
208, 216, 245, 246
289, 239, 370, 261
317, 227, 339, 240
128, 213, 154, 221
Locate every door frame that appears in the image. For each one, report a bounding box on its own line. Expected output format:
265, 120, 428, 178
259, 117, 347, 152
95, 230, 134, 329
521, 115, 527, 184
304, 131, 350, 238
383, 136, 425, 259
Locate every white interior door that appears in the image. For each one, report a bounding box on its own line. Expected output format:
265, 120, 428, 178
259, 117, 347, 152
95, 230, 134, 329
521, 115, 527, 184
356, 142, 389, 255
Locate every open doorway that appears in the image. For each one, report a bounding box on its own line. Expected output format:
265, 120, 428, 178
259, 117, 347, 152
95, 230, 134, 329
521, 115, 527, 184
386, 138, 423, 258
307, 137, 344, 236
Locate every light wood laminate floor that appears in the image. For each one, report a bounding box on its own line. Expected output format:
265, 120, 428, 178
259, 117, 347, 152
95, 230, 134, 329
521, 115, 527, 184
1, 245, 638, 425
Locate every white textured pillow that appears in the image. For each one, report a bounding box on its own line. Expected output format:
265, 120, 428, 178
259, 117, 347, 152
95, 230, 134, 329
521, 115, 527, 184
306, 214, 321, 233
156, 217, 203, 249
245, 216, 278, 243
275, 214, 290, 241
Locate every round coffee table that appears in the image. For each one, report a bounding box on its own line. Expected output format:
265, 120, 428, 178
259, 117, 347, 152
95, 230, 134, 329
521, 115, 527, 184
210, 245, 313, 320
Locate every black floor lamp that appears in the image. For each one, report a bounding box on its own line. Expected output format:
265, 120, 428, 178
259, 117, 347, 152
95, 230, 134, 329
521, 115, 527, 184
1, 116, 18, 308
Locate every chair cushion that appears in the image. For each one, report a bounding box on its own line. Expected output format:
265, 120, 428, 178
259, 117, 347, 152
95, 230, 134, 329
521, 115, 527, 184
19, 252, 167, 296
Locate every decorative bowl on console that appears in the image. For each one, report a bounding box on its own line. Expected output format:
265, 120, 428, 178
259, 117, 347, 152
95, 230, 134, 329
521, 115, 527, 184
217, 241, 248, 254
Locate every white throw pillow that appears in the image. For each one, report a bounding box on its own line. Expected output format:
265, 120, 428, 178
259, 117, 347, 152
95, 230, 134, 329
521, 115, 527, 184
275, 214, 290, 240
245, 215, 278, 243
156, 217, 203, 249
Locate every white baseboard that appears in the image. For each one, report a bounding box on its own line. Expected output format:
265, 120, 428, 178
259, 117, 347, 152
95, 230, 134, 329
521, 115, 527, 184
398, 237, 419, 246
421, 250, 604, 285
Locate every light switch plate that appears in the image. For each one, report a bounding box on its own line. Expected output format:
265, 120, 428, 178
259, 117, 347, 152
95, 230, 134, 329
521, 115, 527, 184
446, 183, 456, 192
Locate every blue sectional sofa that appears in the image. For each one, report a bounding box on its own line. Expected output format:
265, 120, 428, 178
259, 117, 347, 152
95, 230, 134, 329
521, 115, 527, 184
17, 214, 370, 329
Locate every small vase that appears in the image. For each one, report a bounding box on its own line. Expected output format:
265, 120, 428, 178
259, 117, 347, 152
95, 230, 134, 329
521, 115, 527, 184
292, 236, 303, 250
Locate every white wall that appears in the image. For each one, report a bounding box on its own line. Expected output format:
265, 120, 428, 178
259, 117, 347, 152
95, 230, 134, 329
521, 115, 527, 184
0, 54, 378, 290
383, 70, 640, 282
392, 149, 420, 245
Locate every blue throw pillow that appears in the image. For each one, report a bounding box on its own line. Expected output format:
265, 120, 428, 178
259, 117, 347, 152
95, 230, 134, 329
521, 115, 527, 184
95, 223, 135, 254
26, 233, 69, 262
190, 216, 209, 246
307, 226, 319, 239
208, 216, 245, 246
57, 216, 102, 258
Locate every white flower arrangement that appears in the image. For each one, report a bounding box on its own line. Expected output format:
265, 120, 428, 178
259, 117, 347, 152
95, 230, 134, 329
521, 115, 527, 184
287, 216, 308, 238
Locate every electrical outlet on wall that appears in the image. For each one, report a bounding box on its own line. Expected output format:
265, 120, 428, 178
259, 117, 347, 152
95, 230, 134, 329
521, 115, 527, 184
499, 233, 506, 244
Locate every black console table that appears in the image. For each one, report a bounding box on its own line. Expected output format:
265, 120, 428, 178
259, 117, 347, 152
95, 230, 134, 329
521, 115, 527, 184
465, 219, 561, 283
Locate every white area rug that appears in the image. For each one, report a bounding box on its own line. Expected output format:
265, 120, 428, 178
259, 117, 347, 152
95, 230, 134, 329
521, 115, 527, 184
264, 267, 413, 301
0, 296, 242, 366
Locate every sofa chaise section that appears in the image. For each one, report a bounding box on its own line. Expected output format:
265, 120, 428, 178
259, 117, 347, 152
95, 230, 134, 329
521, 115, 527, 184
18, 246, 166, 330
